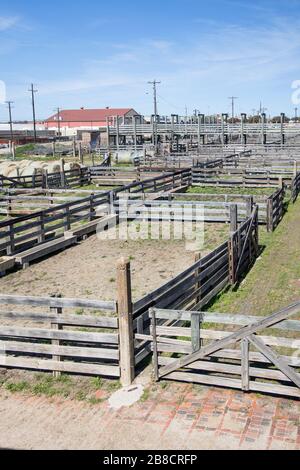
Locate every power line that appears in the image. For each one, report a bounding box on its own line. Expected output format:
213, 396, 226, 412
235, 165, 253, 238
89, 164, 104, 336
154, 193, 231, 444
29, 84, 38, 142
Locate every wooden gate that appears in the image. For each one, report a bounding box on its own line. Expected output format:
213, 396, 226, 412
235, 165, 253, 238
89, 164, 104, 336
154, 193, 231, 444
150, 304, 300, 398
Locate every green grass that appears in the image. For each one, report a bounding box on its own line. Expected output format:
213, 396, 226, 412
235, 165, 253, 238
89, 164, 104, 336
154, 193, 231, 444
206, 199, 300, 318
1, 373, 121, 403
188, 185, 275, 197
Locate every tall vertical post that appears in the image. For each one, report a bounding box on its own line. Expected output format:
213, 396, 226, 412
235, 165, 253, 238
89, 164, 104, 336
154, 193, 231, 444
6, 101, 14, 158
197, 114, 201, 153
60, 158, 66, 187
230, 204, 238, 233
133, 115, 137, 153
117, 258, 135, 387
246, 196, 254, 218
150, 308, 159, 381
29, 84, 38, 143
72, 137, 76, 158
191, 312, 201, 353
261, 113, 266, 146
241, 113, 247, 146
294, 160, 298, 177
148, 80, 161, 156
116, 115, 120, 152
78, 142, 83, 165
50, 295, 62, 379
106, 117, 111, 152
241, 338, 250, 391
280, 113, 285, 148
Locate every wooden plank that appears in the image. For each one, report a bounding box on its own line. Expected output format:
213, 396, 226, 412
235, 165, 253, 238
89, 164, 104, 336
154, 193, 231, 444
157, 300, 300, 378
2, 340, 119, 360
0, 356, 120, 377
14, 236, 77, 265
0, 311, 118, 328
153, 309, 300, 332
249, 335, 300, 388
241, 339, 250, 391
191, 313, 201, 353
157, 356, 295, 382
0, 326, 119, 344
154, 325, 300, 349
0, 295, 116, 311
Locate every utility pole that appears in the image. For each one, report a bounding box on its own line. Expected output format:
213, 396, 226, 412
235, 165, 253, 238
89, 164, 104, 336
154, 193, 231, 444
5, 101, 14, 143
55, 107, 61, 138
29, 84, 38, 142
148, 80, 161, 154
295, 107, 298, 122
228, 96, 238, 121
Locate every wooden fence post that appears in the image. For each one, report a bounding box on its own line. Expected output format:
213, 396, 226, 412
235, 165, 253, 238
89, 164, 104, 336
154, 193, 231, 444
267, 197, 273, 232
60, 159, 66, 187
228, 234, 236, 285
241, 338, 250, 391
194, 252, 201, 307
294, 160, 298, 177
117, 258, 135, 387
150, 308, 159, 381
38, 214, 46, 244
246, 196, 254, 218
230, 204, 238, 233
50, 295, 62, 379
191, 312, 201, 353
78, 143, 83, 165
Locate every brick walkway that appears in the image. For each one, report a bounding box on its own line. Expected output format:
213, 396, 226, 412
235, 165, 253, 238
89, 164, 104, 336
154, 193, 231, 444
0, 382, 299, 449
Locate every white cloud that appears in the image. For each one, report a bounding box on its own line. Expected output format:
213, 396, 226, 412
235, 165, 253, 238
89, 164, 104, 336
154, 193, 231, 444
0, 16, 19, 32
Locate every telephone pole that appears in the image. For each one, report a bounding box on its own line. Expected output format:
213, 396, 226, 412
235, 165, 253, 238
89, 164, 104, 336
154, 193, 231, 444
5, 101, 14, 143
55, 107, 61, 138
148, 79, 161, 154
29, 84, 38, 142
228, 97, 238, 120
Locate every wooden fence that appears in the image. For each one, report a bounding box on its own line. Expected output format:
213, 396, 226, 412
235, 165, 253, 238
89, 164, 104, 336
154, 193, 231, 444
291, 172, 300, 203
192, 169, 287, 189
133, 207, 259, 366
0, 168, 91, 190
0, 259, 139, 387
266, 187, 285, 232
0, 170, 191, 272
0, 191, 110, 258
0, 295, 120, 379
150, 304, 300, 398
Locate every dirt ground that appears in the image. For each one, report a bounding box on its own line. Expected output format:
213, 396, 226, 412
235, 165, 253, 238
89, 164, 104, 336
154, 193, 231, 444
0, 223, 228, 302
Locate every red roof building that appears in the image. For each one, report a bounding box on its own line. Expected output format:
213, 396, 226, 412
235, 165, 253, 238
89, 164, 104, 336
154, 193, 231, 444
45, 108, 141, 132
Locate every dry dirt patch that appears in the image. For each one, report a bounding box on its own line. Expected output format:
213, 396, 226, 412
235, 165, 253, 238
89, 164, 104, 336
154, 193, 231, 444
1, 223, 228, 302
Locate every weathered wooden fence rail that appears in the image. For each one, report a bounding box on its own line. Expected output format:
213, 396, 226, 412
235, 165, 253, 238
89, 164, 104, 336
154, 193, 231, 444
133, 206, 259, 366
291, 172, 300, 203
149, 304, 300, 398
192, 169, 287, 188
266, 187, 285, 232
0, 168, 91, 190
0, 191, 111, 259
0, 294, 120, 379
0, 169, 191, 272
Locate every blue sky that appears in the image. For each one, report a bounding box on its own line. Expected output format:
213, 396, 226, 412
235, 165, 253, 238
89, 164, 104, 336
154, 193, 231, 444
1, 0, 300, 120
